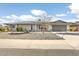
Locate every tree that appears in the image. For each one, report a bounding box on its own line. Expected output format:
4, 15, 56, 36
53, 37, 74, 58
31, 9, 52, 39
39, 15, 52, 39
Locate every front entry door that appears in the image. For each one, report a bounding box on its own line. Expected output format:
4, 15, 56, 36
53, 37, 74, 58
38, 25, 48, 32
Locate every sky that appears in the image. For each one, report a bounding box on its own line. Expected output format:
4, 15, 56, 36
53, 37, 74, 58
0, 3, 79, 23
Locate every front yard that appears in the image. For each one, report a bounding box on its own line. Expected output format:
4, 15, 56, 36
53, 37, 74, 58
0, 32, 63, 40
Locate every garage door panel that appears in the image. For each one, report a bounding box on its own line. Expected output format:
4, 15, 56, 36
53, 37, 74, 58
52, 25, 66, 31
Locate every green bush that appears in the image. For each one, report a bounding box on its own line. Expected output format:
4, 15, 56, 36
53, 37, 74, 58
0, 28, 2, 32
16, 27, 23, 32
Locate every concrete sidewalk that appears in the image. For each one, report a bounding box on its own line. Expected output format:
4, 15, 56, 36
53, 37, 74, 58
0, 39, 73, 49
0, 39, 76, 56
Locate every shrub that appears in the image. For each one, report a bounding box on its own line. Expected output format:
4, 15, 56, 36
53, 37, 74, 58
16, 27, 23, 32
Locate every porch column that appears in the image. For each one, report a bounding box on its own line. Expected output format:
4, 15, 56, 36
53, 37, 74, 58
11, 24, 17, 32
32, 24, 37, 32
48, 25, 52, 32
67, 24, 70, 32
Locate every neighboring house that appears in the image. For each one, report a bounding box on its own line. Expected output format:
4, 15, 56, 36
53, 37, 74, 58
4, 20, 68, 32
75, 22, 79, 31
69, 23, 77, 32
0, 24, 10, 32
67, 22, 79, 32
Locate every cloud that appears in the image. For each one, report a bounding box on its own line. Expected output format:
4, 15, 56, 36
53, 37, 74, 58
0, 18, 8, 23
6, 16, 11, 19
31, 9, 47, 16
56, 14, 66, 17
69, 3, 79, 14
50, 16, 79, 22
19, 15, 36, 21
2, 14, 37, 23
50, 16, 62, 21
11, 15, 18, 19
65, 19, 79, 22
5, 15, 18, 19
69, 2, 79, 22
76, 15, 79, 18
31, 9, 53, 22
0, 9, 65, 23
3, 15, 19, 23
50, 16, 73, 22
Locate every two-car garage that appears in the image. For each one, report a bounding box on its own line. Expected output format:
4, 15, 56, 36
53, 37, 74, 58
52, 25, 67, 32
51, 20, 67, 32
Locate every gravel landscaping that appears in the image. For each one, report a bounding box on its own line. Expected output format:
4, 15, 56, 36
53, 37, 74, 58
0, 32, 63, 40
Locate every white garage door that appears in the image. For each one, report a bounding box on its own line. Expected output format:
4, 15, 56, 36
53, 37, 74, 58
52, 25, 67, 32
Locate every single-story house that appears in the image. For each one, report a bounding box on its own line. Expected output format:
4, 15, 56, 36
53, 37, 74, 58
4, 20, 68, 32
